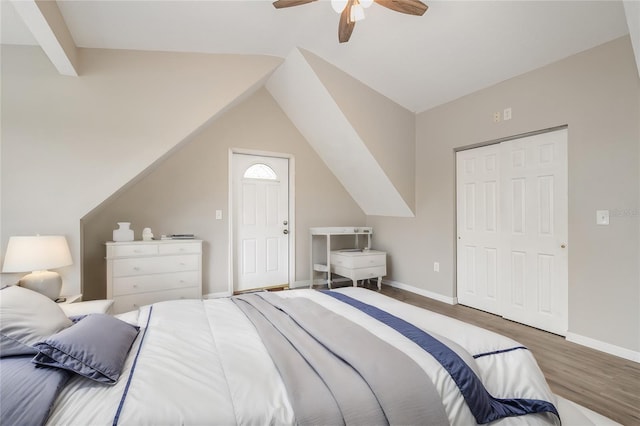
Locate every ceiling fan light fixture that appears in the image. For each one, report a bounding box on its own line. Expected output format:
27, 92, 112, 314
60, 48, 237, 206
331, 0, 348, 13
350, 1, 366, 22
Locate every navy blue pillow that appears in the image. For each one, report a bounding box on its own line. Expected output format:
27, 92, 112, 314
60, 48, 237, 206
32, 314, 139, 384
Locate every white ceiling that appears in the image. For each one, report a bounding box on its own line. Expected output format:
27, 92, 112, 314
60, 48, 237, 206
1, 0, 633, 113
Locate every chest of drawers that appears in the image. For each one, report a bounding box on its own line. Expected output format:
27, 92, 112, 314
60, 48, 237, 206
106, 240, 202, 314
330, 250, 386, 290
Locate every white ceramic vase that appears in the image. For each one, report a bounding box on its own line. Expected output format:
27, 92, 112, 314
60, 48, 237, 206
113, 222, 134, 242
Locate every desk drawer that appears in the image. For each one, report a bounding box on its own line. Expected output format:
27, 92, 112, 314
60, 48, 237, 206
333, 265, 386, 280
331, 252, 386, 268
112, 271, 200, 296
113, 254, 199, 277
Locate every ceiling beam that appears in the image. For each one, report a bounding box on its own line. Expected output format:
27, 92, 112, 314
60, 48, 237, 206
10, 0, 78, 76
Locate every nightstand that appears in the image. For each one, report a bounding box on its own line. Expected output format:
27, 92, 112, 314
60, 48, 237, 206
59, 299, 115, 316
56, 294, 83, 304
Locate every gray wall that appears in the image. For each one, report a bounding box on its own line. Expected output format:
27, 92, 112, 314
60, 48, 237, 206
301, 49, 416, 212
0, 45, 281, 295
369, 36, 639, 353
82, 88, 366, 299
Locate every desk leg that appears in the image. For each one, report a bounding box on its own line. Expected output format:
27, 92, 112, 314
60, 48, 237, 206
309, 234, 314, 289
326, 235, 332, 289
377, 277, 382, 291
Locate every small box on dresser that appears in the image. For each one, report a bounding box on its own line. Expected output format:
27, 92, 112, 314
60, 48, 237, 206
106, 240, 203, 314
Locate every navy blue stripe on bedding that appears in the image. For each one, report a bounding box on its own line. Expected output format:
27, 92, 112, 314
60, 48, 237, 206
322, 291, 560, 424
473, 346, 528, 359
113, 306, 154, 426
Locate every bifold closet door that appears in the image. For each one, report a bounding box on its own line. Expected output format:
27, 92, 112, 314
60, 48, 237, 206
456, 129, 568, 336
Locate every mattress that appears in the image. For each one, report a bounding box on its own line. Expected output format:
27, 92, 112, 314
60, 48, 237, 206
37, 287, 610, 425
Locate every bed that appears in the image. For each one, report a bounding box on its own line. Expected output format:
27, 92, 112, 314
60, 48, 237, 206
0, 285, 616, 425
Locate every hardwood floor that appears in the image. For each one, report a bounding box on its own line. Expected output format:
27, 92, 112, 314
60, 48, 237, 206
357, 284, 640, 425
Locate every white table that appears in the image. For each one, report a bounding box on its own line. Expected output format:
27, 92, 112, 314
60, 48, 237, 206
310, 227, 384, 288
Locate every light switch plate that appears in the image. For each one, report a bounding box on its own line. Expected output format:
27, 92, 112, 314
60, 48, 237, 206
216, 210, 223, 220
596, 210, 609, 225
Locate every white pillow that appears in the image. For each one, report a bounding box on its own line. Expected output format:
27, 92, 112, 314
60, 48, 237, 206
0, 285, 72, 357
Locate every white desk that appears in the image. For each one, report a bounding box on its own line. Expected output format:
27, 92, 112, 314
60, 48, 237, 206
310, 227, 385, 289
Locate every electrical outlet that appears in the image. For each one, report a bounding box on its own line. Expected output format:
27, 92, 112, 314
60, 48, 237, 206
596, 210, 609, 225
503, 107, 512, 120
493, 112, 501, 123
434, 262, 440, 272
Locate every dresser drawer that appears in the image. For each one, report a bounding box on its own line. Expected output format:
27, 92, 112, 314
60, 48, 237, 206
112, 271, 200, 297
112, 254, 199, 277
158, 242, 202, 255
331, 251, 386, 268
112, 287, 201, 314
110, 244, 158, 258
333, 265, 387, 280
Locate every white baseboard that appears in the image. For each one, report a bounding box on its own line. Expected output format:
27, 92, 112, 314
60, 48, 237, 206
290, 280, 309, 289
566, 332, 640, 363
291, 277, 353, 288
383, 279, 458, 305
203, 290, 232, 299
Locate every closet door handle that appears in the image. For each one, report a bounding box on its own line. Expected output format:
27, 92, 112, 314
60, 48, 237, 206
283, 229, 289, 235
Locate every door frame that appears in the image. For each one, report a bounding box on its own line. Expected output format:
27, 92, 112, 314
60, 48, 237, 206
228, 148, 296, 295
454, 125, 569, 333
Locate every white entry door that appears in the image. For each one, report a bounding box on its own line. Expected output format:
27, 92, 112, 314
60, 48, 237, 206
233, 154, 289, 292
456, 129, 568, 335
456, 144, 502, 316
500, 130, 568, 335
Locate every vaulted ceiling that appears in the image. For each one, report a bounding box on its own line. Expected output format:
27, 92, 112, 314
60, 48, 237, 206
2, 0, 636, 113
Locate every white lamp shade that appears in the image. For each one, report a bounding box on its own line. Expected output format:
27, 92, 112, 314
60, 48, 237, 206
2, 235, 72, 273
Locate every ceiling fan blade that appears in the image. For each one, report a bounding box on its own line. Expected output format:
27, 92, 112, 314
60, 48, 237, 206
272, 0, 317, 9
338, 0, 356, 43
374, 0, 428, 16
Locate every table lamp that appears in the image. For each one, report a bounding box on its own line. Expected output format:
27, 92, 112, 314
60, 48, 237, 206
2, 235, 73, 300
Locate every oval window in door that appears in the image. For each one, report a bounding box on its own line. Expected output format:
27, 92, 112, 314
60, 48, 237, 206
243, 163, 277, 180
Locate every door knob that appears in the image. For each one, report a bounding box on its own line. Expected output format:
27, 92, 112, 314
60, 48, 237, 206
283, 229, 289, 235
283, 220, 288, 225
561, 244, 566, 248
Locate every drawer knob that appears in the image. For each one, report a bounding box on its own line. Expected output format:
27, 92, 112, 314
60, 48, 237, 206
133, 284, 138, 288
133, 267, 140, 271
179, 262, 186, 266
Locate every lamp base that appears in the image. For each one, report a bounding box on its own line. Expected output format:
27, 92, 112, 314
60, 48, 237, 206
19, 270, 62, 300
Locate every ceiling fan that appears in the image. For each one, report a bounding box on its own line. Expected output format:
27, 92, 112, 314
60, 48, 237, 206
272, 0, 428, 43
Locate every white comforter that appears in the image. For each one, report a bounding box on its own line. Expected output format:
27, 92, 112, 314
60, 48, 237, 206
48, 288, 565, 425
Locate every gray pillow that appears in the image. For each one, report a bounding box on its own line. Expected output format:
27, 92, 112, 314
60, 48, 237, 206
32, 313, 139, 384
0, 285, 72, 357
1, 355, 71, 426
